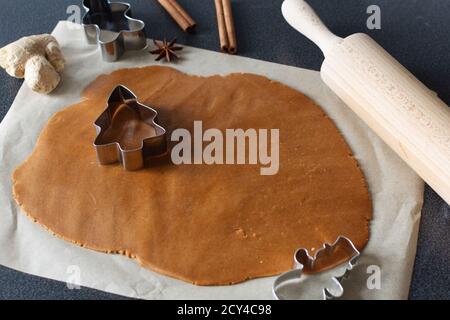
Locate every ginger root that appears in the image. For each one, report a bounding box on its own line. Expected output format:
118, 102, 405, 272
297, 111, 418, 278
0, 34, 65, 94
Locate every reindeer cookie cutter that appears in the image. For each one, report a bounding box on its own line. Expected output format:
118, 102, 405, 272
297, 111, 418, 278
273, 236, 360, 300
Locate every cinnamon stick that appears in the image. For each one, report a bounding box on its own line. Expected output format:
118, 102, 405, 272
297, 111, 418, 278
158, 0, 196, 32
214, 0, 237, 54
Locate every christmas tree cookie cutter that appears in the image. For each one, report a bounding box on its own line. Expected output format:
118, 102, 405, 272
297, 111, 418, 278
273, 236, 360, 300
82, 0, 147, 61
93, 85, 167, 171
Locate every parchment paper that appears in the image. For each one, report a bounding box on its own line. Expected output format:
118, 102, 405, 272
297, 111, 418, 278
0, 21, 424, 299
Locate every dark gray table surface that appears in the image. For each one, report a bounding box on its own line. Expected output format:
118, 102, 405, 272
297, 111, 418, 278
0, 0, 448, 300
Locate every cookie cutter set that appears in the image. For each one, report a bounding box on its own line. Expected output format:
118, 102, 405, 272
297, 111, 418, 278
93, 85, 167, 171
82, 0, 147, 61
83, 1, 167, 168
273, 236, 360, 300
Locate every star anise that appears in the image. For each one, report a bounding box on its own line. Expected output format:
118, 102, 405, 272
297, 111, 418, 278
150, 38, 183, 62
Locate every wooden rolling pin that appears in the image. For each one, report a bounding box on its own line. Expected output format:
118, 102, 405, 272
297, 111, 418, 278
282, 0, 450, 204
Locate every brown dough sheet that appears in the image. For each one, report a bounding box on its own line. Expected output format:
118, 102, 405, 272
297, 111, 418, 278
12, 66, 372, 285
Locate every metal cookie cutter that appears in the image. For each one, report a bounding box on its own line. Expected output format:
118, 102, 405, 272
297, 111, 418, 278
93, 85, 167, 171
82, 0, 147, 61
273, 236, 360, 300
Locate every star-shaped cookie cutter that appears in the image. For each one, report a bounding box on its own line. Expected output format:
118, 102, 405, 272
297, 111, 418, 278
273, 236, 360, 300
82, 0, 147, 61
93, 85, 167, 171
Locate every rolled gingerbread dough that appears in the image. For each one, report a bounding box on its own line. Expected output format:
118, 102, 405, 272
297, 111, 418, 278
12, 66, 372, 285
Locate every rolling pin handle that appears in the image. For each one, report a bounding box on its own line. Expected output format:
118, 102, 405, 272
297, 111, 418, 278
281, 0, 343, 55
